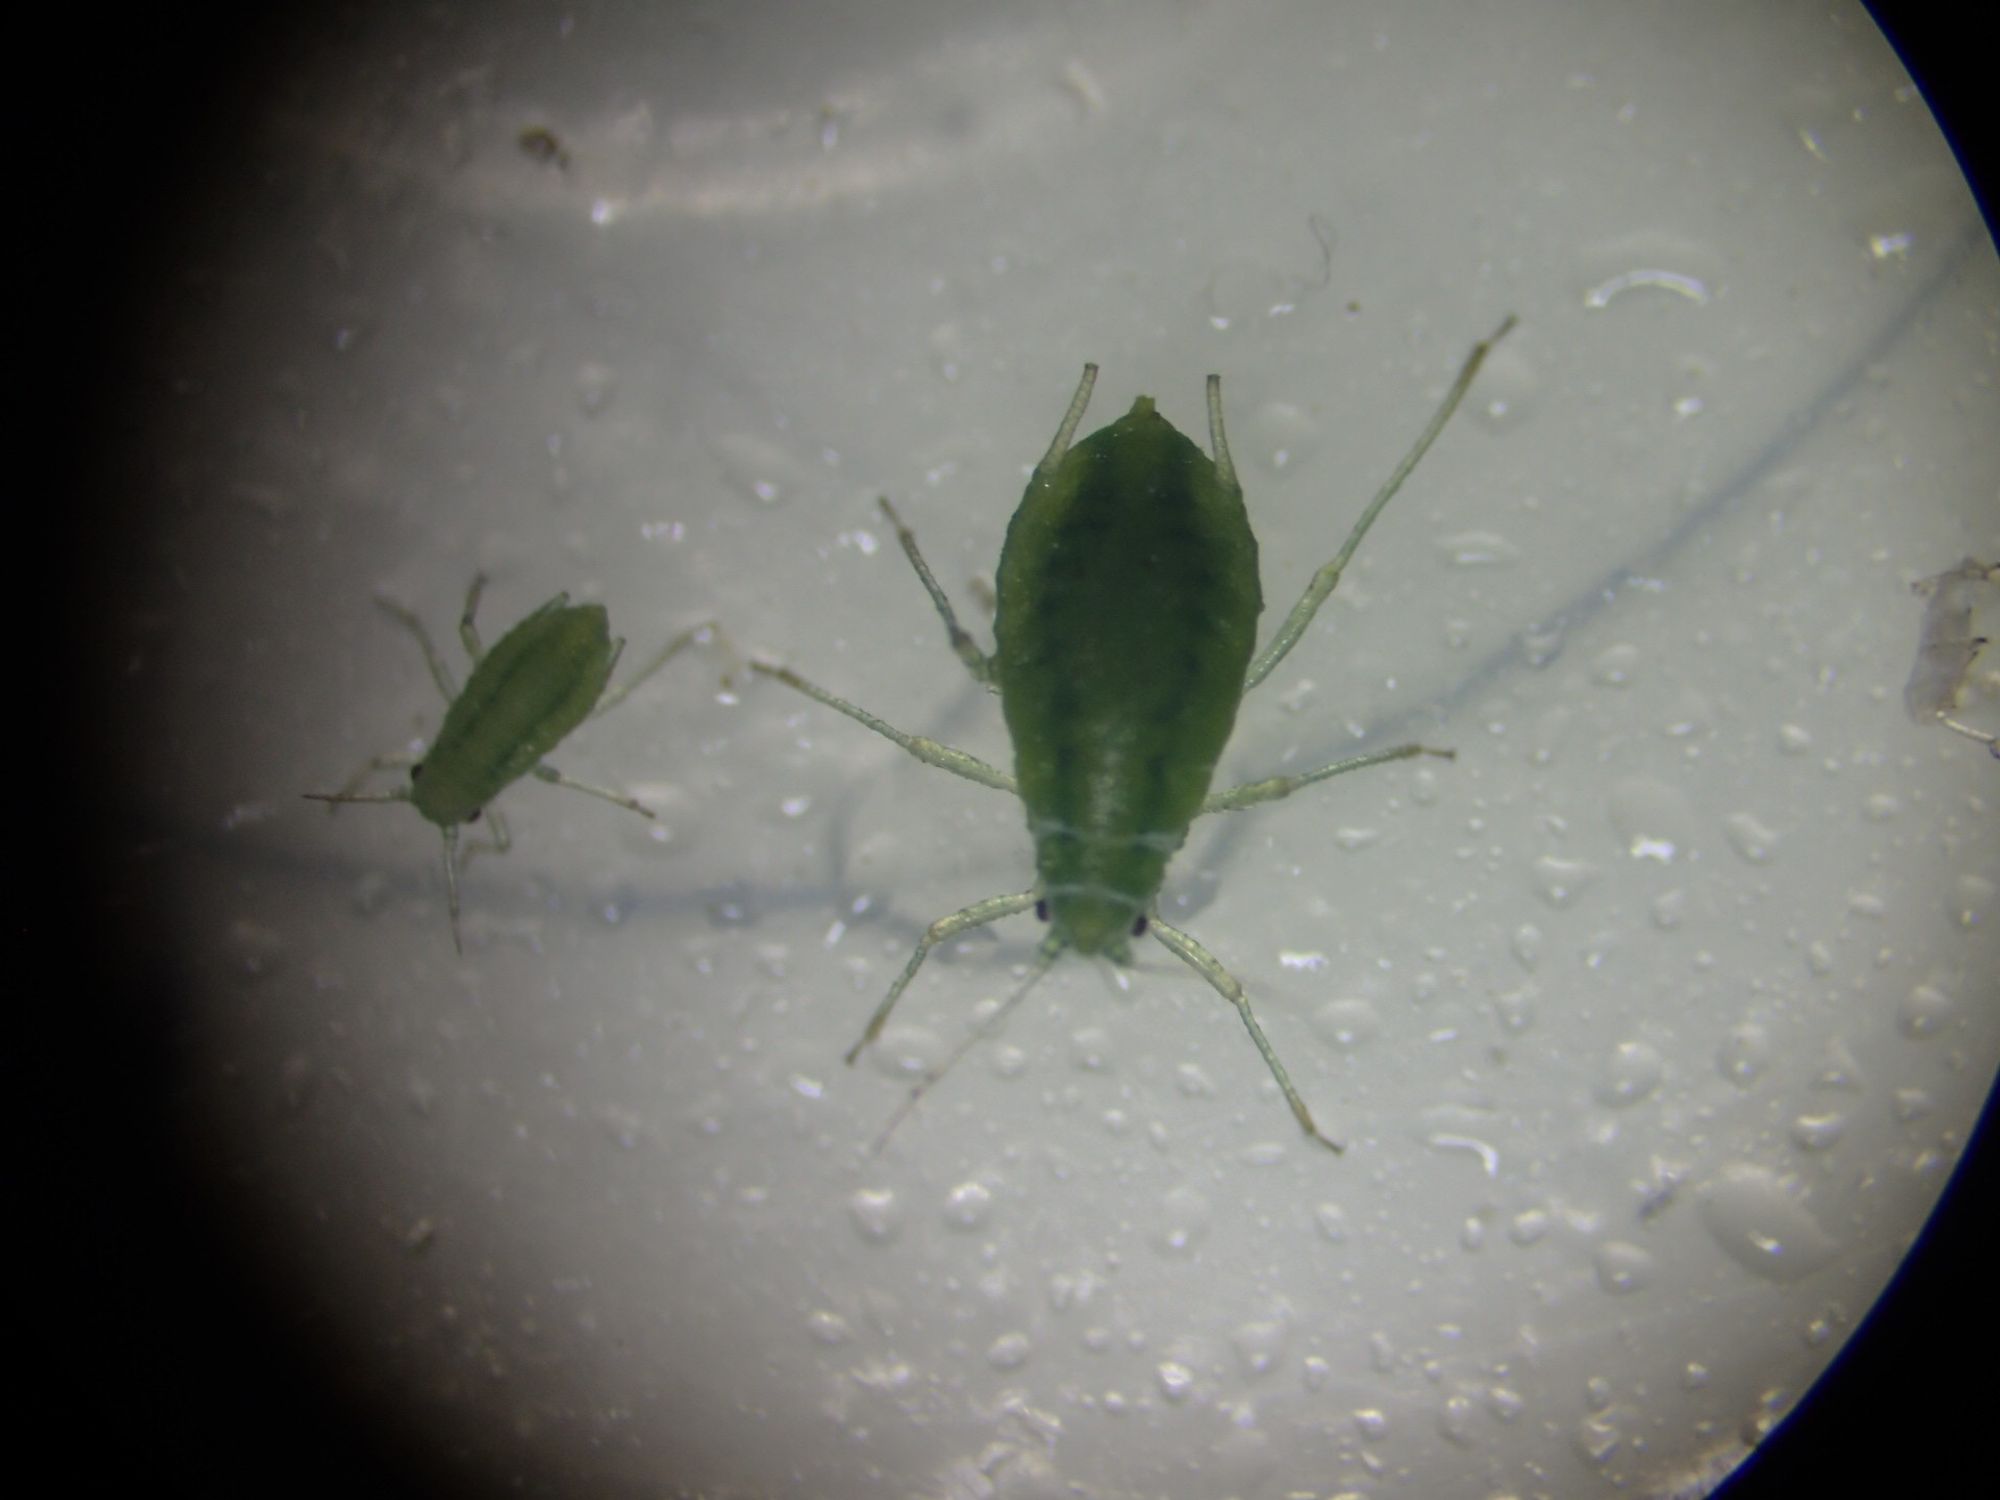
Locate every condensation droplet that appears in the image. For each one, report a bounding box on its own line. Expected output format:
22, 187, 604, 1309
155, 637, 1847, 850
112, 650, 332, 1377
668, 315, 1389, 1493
848, 1187, 902, 1244
1699, 1164, 1838, 1282
1512, 923, 1544, 969
1898, 983, 1956, 1038
1157, 1361, 1196, 1402
807, 1310, 851, 1345
1594, 1240, 1655, 1294
1154, 1186, 1211, 1255
987, 1331, 1032, 1370
1591, 643, 1640, 686
1532, 855, 1601, 908
1716, 1024, 1773, 1086
1722, 812, 1781, 864
1315, 1202, 1348, 1243
1312, 997, 1382, 1049
1596, 1041, 1665, 1106
1233, 1319, 1288, 1379
943, 1180, 994, 1229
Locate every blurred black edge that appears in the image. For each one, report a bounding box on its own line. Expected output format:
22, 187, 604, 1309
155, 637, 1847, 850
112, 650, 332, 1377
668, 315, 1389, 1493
22, 2, 1997, 1498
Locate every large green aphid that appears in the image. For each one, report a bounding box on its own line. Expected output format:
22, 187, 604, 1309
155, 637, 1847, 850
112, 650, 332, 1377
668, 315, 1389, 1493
758, 318, 1515, 1150
309, 575, 728, 951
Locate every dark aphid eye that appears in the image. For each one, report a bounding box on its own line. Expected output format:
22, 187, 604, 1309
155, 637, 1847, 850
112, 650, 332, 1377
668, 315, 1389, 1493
410, 762, 425, 781
467, 808, 482, 823
1130, 914, 1148, 938
1035, 899, 1050, 922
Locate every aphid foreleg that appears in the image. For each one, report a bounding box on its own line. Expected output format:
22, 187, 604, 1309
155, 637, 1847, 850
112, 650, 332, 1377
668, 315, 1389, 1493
877, 498, 996, 687
1243, 315, 1516, 694
846, 888, 1041, 1065
750, 662, 1016, 793
1202, 743, 1456, 815
373, 597, 462, 704
1146, 913, 1344, 1154
593, 620, 740, 714
457, 573, 492, 662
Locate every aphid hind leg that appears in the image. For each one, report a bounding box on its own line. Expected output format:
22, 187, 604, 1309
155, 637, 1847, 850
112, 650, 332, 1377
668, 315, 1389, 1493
1202, 743, 1456, 815
848, 888, 1041, 1065
307, 750, 420, 811
1244, 315, 1515, 694
529, 762, 657, 818
877, 497, 997, 687
750, 661, 1016, 794
1147, 912, 1344, 1153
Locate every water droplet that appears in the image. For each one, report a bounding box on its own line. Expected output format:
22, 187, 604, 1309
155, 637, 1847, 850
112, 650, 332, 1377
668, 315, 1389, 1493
1511, 923, 1544, 969
1591, 643, 1640, 686
1154, 1186, 1212, 1254
1493, 984, 1537, 1033
1233, 1319, 1288, 1378
1777, 723, 1813, 754
1716, 1024, 1773, 1086
1438, 529, 1521, 566
574, 360, 617, 415
1438, 1393, 1477, 1444
848, 1187, 902, 1244
1156, 1361, 1196, 1402
1594, 1240, 1655, 1294
1315, 1202, 1348, 1243
1302, 1355, 1330, 1392
1354, 1408, 1390, 1440
943, 1180, 994, 1229
1520, 619, 1567, 668
1071, 1027, 1113, 1071
1487, 1385, 1525, 1422
1790, 1111, 1846, 1151
1531, 855, 1601, 908
1898, 982, 1956, 1038
1651, 888, 1688, 930
1682, 1362, 1710, 1391
807, 1310, 851, 1345
1699, 1164, 1837, 1282
987, 1331, 1032, 1370
1510, 1208, 1551, 1246
1722, 812, 1781, 864
1596, 1041, 1665, 1106
1311, 997, 1381, 1049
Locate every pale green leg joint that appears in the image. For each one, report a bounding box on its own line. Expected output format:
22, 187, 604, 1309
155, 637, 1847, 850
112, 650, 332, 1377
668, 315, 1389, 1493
1147, 912, 1344, 1154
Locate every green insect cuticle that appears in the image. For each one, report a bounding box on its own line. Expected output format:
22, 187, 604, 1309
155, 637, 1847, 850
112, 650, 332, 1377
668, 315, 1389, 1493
308, 574, 734, 952
760, 315, 1517, 1153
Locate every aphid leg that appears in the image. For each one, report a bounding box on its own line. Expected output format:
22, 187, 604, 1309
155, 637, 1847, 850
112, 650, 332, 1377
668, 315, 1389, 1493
750, 661, 1017, 794
847, 889, 1041, 1065
457, 573, 491, 662
1202, 743, 1456, 814
439, 824, 466, 955
373, 597, 462, 704
307, 750, 421, 810
455, 806, 514, 868
528, 762, 657, 818
870, 931, 1062, 1152
1033, 364, 1100, 481
1243, 315, 1517, 693
877, 497, 996, 686
594, 620, 742, 712
1146, 913, 1344, 1154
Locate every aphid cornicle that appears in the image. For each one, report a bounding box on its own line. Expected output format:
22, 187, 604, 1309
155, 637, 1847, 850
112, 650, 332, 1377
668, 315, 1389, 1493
309, 575, 729, 951
757, 318, 1516, 1151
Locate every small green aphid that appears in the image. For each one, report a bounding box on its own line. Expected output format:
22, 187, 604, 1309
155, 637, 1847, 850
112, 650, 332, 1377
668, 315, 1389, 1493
309, 574, 728, 950
757, 318, 1515, 1151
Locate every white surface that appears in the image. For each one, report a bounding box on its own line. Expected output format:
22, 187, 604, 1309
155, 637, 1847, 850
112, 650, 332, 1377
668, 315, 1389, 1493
138, 1, 1997, 1495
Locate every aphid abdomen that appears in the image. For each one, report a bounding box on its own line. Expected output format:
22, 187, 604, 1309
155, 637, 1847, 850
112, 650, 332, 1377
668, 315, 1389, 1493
994, 395, 1262, 955
412, 601, 619, 826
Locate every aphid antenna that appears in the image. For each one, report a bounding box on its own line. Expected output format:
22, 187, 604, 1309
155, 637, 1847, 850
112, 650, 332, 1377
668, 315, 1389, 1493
868, 934, 1067, 1155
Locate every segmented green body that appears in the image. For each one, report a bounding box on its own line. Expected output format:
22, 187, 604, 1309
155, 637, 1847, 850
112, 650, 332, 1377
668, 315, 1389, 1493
994, 396, 1261, 959
411, 599, 618, 827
